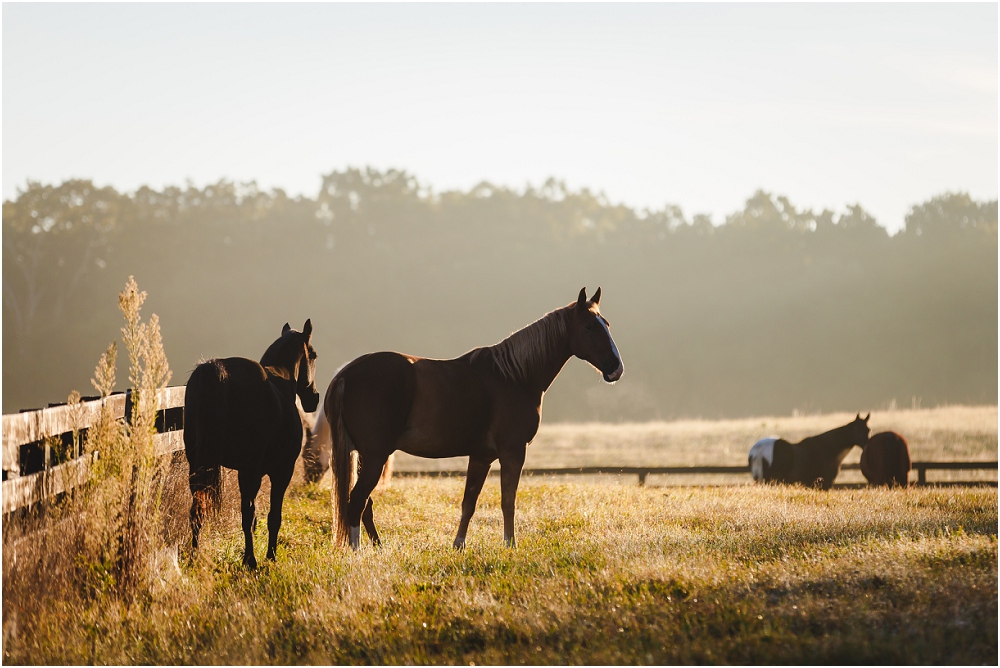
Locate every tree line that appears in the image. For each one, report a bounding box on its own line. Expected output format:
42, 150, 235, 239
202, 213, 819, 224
3, 169, 996, 420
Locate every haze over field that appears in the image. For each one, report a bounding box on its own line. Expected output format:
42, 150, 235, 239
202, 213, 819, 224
2, 4, 996, 420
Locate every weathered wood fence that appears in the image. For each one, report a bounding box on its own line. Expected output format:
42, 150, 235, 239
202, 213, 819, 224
2, 387, 186, 514
2, 388, 996, 514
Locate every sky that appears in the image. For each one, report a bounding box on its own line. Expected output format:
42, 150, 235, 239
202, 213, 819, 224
2, 3, 996, 233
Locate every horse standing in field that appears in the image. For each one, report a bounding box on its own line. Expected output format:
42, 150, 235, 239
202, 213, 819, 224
327, 287, 623, 550
748, 414, 870, 489
184, 320, 319, 568
861, 431, 911, 487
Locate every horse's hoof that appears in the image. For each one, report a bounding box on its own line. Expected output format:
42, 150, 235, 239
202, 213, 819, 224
349, 526, 361, 551
504, 536, 516, 548
243, 558, 258, 570
453, 538, 466, 550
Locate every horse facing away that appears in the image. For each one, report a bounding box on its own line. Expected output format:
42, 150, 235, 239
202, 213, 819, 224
750, 414, 870, 489
327, 287, 623, 550
184, 320, 319, 568
861, 431, 911, 487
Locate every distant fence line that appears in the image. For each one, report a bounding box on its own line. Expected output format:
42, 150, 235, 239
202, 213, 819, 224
395, 463, 999, 487
2, 388, 996, 514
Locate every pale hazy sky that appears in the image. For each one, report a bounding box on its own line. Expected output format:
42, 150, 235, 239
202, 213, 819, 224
3, 3, 996, 233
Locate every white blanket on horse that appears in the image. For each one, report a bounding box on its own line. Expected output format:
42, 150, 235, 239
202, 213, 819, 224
749, 437, 780, 482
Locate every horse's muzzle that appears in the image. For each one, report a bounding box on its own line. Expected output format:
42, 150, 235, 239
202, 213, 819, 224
603, 361, 624, 383
302, 391, 321, 413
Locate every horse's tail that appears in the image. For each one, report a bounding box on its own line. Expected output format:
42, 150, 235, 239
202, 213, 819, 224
328, 377, 353, 546
184, 362, 226, 524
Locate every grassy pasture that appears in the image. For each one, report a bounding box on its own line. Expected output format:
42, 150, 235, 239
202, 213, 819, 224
2, 406, 997, 664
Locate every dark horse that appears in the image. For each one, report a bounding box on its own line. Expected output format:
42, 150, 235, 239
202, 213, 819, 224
754, 414, 870, 489
184, 320, 319, 568
861, 431, 911, 487
326, 288, 623, 550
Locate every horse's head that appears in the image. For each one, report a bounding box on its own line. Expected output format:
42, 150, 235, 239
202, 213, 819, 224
292, 319, 320, 413
852, 412, 871, 448
567, 287, 623, 383
266, 319, 320, 412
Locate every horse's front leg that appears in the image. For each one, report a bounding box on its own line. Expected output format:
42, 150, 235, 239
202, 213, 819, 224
499, 445, 526, 547
238, 469, 263, 569
453, 457, 494, 549
266, 467, 293, 561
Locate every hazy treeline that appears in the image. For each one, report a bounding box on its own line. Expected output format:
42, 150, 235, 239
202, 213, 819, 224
3, 169, 996, 420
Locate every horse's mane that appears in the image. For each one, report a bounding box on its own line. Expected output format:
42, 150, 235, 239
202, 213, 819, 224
479, 307, 568, 384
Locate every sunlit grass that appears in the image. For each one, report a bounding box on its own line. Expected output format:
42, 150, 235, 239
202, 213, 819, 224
5, 477, 996, 664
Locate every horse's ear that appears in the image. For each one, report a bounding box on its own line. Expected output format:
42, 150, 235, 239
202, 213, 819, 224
591, 287, 602, 305
577, 287, 587, 308
282, 323, 291, 335
864, 412, 870, 422
302, 319, 312, 339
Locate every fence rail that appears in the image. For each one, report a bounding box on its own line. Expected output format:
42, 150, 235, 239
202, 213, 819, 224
394, 462, 999, 486
2, 388, 186, 514
2, 387, 996, 514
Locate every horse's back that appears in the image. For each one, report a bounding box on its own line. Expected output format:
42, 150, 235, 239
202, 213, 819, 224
334, 350, 496, 459
184, 357, 283, 470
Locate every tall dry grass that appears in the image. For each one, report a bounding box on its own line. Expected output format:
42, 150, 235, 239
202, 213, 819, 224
3, 277, 183, 646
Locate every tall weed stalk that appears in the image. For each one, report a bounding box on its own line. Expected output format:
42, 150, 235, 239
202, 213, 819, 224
3, 277, 175, 659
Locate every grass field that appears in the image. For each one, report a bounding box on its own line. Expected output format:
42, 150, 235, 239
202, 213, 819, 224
2, 406, 997, 664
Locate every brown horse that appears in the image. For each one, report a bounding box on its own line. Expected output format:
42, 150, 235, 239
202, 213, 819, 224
861, 431, 911, 487
184, 321, 319, 568
762, 414, 871, 490
326, 287, 623, 549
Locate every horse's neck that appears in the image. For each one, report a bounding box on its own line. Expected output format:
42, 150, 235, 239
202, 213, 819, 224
489, 308, 572, 398
801, 424, 857, 458
263, 364, 297, 401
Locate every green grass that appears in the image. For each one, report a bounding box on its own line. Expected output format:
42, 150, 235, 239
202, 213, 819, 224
4, 477, 996, 664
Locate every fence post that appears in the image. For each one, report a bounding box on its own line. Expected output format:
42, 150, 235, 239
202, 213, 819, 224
917, 465, 926, 485
638, 470, 648, 486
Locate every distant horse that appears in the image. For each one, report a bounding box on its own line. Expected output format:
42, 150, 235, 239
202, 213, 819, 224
748, 437, 780, 482
327, 287, 623, 550
302, 403, 394, 487
861, 431, 911, 487
748, 414, 870, 489
184, 320, 319, 568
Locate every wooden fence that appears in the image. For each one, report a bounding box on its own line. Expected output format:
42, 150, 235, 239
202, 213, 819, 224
2, 387, 996, 514
2, 387, 186, 514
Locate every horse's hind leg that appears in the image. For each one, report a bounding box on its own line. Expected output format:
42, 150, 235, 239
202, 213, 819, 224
347, 455, 389, 549
238, 469, 263, 569
361, 498, 380, 547
266, 466, 294, 561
